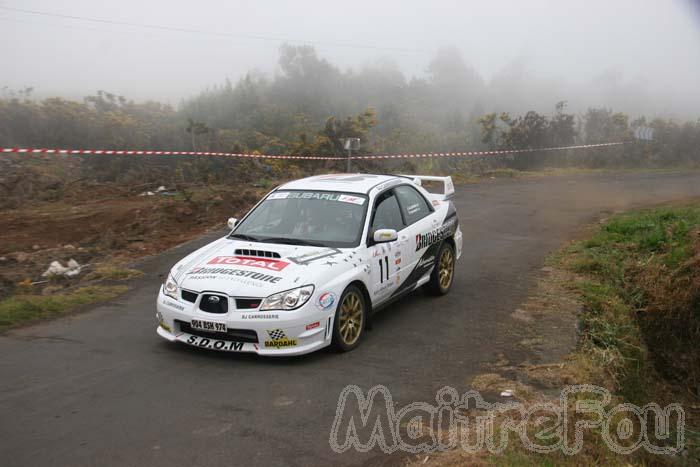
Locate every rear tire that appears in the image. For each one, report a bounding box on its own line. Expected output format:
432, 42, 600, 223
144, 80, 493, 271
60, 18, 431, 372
332, 285, 367, 352
425, 241, 455, 296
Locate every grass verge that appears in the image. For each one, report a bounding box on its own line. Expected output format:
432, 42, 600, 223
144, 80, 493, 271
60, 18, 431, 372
557, 203, 700, 403
412, 201, 699, 466
553, 202, 699, 463
0, 285, 128, 332
84, 264, 144, 281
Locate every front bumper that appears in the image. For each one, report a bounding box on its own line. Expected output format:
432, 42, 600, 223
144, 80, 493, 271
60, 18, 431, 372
155, 288, 333, 356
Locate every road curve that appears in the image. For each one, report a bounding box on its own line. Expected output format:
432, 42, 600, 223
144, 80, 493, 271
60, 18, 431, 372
1, 171, 699, 467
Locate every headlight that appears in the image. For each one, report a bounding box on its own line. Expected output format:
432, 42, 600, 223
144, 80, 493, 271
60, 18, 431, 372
260, 285, 314, 311
163, 274, 179, 299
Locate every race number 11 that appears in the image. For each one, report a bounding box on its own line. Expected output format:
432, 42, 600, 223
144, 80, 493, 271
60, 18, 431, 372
378, 256, 389, 283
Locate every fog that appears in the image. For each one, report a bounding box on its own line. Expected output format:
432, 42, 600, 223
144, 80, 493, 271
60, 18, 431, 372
1, 0, 699, 117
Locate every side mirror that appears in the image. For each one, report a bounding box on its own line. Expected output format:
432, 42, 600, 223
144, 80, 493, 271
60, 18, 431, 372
373, 229, 398, 243
227, 217, 238, 229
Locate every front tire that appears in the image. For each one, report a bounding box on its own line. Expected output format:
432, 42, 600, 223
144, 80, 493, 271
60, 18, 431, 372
425, 241, 455, 296
332, 285, 367, 352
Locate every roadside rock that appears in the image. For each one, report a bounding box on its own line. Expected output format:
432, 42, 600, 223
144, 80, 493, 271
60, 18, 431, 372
42, 259, 83, 278
41, 285, 64, 296
10, 252, 30, 263
511, 308, 534, 322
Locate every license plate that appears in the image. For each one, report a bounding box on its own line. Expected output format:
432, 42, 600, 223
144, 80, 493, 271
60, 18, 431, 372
191, 319, 227, 333
185, 335, 244, 352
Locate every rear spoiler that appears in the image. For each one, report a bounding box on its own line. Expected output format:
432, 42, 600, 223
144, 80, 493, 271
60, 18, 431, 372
401, 175, 455, 201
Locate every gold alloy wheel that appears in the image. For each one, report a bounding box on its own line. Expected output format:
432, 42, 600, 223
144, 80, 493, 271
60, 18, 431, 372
438, 247, 454, 290
339, 291, 364, 345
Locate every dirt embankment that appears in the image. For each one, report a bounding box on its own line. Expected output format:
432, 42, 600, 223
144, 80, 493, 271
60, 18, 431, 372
0, 184, 266, 299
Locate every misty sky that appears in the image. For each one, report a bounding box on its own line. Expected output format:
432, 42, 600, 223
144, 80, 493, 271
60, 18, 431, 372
1, 0, 699, 116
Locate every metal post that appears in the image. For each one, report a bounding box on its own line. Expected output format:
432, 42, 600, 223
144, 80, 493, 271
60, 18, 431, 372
343, 137, 359, 173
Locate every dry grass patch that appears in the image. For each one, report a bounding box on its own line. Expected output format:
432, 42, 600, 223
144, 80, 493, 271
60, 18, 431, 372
0, 285, 128, 332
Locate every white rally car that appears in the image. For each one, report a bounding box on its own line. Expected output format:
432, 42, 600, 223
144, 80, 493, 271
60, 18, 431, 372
156, 173, 462, 356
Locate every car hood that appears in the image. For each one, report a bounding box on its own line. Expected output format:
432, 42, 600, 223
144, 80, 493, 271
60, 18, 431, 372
171, 237, 360, 297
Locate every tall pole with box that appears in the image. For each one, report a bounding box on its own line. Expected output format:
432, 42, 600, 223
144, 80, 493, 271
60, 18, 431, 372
343, 138, 361, 173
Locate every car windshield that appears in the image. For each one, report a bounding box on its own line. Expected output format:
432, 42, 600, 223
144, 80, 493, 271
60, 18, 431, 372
230, 190, 368, 248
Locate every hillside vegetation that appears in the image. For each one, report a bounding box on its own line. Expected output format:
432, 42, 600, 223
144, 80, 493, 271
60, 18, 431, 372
1, 45, 699, 205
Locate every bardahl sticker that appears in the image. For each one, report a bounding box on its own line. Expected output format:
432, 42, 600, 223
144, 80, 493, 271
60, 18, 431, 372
265, 329, 297, 348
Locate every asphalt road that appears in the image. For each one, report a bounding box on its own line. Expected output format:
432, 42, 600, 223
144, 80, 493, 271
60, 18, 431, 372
1, 172, 699, 467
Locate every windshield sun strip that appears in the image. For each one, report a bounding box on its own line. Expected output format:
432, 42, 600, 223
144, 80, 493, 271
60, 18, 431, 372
229, 190, 370, 248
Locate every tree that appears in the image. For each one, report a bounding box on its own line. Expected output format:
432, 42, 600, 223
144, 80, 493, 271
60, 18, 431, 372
548, 101, 576, 146
185, 119, 210, 151
478, 113, 498, 149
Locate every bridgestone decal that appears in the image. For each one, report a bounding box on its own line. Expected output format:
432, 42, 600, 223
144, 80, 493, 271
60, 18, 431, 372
415, 218, 456, 251
187, 267, 282, 283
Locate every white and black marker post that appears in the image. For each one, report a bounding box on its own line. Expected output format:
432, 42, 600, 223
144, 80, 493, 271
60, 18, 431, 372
344, 138, 361, 172
634, 126, 654, 141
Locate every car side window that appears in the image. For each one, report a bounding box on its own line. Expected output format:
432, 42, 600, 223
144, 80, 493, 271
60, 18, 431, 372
370, 191, 405, 232
394, 185, 432, 225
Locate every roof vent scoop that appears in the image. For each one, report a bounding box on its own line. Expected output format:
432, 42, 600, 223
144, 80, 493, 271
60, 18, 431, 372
234, 249, 281, 259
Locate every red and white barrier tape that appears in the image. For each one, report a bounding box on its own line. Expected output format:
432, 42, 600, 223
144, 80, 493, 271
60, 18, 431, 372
350, 142, 626, 159
0, 142, 626, 161
0, 147, 343, 160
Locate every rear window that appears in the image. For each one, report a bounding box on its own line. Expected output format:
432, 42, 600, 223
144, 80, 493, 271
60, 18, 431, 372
394, 185, 432, 225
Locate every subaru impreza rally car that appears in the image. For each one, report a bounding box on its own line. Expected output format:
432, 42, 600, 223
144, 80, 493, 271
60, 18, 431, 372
156, 173, 462, 356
